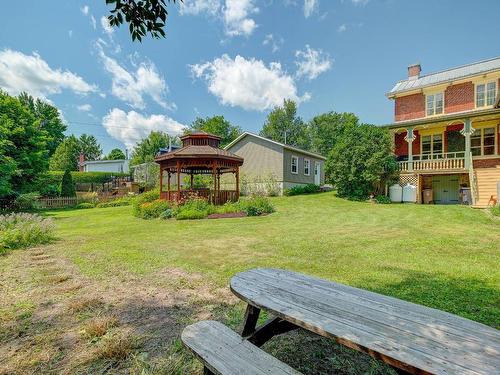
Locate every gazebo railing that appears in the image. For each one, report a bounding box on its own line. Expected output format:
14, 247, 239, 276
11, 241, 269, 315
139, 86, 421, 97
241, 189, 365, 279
160, 189, 239, 205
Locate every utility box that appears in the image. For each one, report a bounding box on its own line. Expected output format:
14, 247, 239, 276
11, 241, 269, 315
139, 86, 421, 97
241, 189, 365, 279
402, 184, 417, 203
389, 184, 403, 203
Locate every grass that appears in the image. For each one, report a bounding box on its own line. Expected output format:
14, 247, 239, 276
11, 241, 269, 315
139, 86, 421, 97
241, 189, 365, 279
1, 192, 499, 374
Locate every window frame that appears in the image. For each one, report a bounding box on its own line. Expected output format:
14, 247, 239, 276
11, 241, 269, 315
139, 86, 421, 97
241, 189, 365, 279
420, 132, 444, 158
471, 126, 497, 157
291, 155, 299, 174
475, 80, 497, 108
304, 158, 310, 176
425, 92, 444, 117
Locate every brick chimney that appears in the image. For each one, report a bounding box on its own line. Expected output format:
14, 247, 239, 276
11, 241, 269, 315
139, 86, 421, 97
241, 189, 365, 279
79, 153, 85, 172
408, 63, 421, 80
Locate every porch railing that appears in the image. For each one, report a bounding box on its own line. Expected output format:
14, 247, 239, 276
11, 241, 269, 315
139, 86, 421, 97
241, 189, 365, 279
398, 152, 466, 172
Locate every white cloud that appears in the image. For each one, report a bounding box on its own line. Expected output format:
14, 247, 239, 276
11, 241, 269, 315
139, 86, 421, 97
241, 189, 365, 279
223, 0, 258, 36
77, 104, 92, 112
338, 24, 347, 32
0, 49, 97, 99
295, 45, 332, 80
263, 34, 283, 53
304, 0, 318, 18
190, 54, 309, 111
97, 43, 174, 110
90, 15, 97, 30
180, 0, 221, 16
81, 5, 89, 15
350, 0, 369, 4
100, 16, 114, 35
102, 108, 185, 148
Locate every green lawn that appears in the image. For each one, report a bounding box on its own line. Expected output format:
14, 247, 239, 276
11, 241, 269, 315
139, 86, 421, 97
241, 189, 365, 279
1, 192, 499, 374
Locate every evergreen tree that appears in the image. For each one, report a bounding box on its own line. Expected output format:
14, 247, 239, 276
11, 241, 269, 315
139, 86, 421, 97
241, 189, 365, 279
59, 170, 76, 197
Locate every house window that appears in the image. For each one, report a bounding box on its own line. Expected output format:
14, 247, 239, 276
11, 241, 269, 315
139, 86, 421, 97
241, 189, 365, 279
426, 93, 444, 116
476, 81, 497, 107
291, 155, 298, 174
421, 134, 443, 158
304, 159, 310, 176
471, 127, 496, 156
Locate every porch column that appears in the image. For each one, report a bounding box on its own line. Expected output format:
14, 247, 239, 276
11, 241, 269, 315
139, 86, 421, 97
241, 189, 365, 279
176, 161, 181, 202
461, 119, 474, 169
405, 127, 416, 172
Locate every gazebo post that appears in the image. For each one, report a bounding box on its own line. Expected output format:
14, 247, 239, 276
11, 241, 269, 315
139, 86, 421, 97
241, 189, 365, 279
235, 166, 240, 199
176, 161, 181, 202
212, 162, 217, 205
159, 166, 163, 198
190, 172, 194, 191
167, 170, 171, 200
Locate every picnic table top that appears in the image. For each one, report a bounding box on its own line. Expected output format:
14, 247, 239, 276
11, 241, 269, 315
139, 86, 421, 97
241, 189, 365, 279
230, 268, 500, 375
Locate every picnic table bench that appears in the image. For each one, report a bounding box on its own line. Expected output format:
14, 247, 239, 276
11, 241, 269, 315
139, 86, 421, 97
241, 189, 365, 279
182, 268, 500, 375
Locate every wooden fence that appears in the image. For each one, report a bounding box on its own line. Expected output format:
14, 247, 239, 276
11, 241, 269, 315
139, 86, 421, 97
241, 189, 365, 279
36, 195, 124, 209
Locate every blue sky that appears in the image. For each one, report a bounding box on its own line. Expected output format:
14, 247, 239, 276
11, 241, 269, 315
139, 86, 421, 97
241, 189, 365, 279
1, 0, 499, 154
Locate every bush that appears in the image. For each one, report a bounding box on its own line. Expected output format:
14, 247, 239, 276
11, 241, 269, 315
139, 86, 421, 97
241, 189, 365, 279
39, 184, 59, 198
79, 192, 99, 205
491, 206, 500, 217
14, 192, 41, 210
159, 208, 174, 219
96, 196, 132, 208
0, 213, 55, 253
60, 170, 76, 197
240, 196, 274, 216
375, 195, 392, 204
135, 199, 171, 219
175, 198, 213, 220
132, 189, 160, 217
76, 202, 95, 209
284, 184, 321, 196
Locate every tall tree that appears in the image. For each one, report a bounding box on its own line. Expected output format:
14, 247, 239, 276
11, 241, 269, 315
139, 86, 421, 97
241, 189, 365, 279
49, 134, 103, 171
260, 99, 310, 150
106, 0, 180, 42
130, 131, 178, 165
308, 112, 359, 157
18, 93, 66, 156
188, 116, 241, 147
49, 136, 81, 171
325, 124, 398, 200
79, 134, 102, 161
0, 91, 48, 197
105, 148, 126, 160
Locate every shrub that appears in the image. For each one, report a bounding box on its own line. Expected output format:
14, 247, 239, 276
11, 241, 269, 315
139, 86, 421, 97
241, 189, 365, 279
76, 202, 94, 209
159, 208, 174, 219
491, 206, 500, 217
175, 198, 213, 220
96, 197, 132, 208
240, 196, 274, 216
375, 195, 392, 204
59, 170, 76, 197
39, 184, 59, 198
0, 213, 55, 253
14, 192, 41, 210
284, 184, 321, 196
79, 192, 99, 205
135, 199, 171, 219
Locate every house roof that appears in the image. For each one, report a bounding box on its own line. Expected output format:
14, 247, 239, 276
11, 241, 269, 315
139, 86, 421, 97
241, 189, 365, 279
225, 132, 326, 160
387, 56, 500, 97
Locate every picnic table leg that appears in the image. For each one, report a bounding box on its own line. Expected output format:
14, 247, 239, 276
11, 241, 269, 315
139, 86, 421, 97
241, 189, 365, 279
203, 366, 215, 375
240, 304, 261, 337
248, 317, 299, 347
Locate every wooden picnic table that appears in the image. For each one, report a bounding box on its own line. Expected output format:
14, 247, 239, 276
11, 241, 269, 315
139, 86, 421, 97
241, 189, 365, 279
230, 268, 500, 375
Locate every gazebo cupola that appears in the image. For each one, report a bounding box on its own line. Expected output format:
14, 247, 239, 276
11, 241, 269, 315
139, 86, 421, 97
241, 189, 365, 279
154, 132, 244, 205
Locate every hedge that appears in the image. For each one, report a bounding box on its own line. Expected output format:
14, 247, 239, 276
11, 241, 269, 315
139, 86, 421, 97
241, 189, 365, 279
45, 171, 129, 185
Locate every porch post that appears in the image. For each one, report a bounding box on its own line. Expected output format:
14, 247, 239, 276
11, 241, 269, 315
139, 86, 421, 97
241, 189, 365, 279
190, 172, 194, 190
235, 167, 240, 198
159, 166, 163, 197
461, 119, 474, 169
176, 161, 181, 202
405, 127, 416, 172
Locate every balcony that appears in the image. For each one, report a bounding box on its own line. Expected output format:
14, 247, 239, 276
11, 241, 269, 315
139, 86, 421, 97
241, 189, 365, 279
398, 152, 466, 172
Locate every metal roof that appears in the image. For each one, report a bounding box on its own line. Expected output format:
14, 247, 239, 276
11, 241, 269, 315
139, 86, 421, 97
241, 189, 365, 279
387, 57, 500, 97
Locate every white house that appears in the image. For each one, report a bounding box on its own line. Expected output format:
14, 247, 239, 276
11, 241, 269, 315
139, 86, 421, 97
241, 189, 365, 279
81, 159, 130, 173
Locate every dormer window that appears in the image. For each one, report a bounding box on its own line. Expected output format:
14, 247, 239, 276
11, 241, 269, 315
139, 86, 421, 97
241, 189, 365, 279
476, 81, 497, 107
426, 93, 444, 116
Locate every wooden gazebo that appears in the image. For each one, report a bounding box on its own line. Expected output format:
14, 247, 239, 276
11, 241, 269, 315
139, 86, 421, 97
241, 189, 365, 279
154, 132, 244, 205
